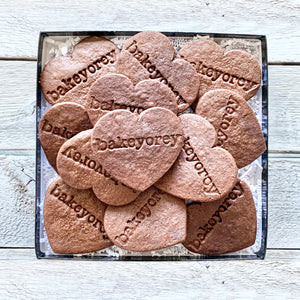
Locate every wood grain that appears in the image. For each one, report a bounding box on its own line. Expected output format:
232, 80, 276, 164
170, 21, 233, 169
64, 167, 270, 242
0, 61, 36, 150
0, 249, 299, 299
0, 152, 299, 248
0, 0, 299, 62
1, 61, 300, 152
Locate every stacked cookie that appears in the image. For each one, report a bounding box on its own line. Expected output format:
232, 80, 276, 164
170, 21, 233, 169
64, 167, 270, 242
39, 32, 266, 256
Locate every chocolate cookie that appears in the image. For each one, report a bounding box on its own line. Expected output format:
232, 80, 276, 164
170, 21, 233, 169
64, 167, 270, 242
39, 102, 93, 171
117, 31, 199, 112
177, 38, 261, 101
91, 107, 184, 191
43, 177, 112, 254
40, 36, 119, 106
104, 186, 186, 252
57, 129, 139, 206
196, 89, 266, 168
155, 114, 238, 202
183, 179, 257, 255
86, 74, 178, 125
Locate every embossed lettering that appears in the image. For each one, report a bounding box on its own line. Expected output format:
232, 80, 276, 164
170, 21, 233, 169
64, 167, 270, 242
189, 182, 244, 251
115, 190, 162, 244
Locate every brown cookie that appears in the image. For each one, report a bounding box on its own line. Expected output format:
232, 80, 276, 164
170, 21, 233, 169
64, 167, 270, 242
39, 102, 93, 171
91, 107, 184, 191
57, 129, 140, 206
86, 74, 178, 125
104, 186, 186, 252
196, 89, 266, 168
117, 31, 199, 112
183, 179, 257, 255
177, 39, 261, 101
43, 177, 113, 254
155, 114, 238, 202
40, 36, 119, 106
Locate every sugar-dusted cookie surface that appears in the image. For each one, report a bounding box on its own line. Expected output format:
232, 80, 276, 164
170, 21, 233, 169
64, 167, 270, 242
117, 31, 199, 112
86, 74, 178, 125
91, 107, 184, 191
104, 186, 186, 252
39, 102, 93, 171
155, 114, 238, 202
43, 177, 112, 254
196, 89, 266, 168
57, 129, 140, 206
178, 39, 261, 101
183, 179, 257, 255
41, 36, 119, 106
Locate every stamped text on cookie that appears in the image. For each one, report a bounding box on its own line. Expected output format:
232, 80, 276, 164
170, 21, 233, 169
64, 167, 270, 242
114, 189, 164, 244
94, 134, 183, 151
187, 182, 244, 251
46, 49, 116, 103
90, 99, 145, 114
40, 119, 75, 139
125, 40, 186, 106
50, 183, 108, 239
183, 137, 220, 195
217, 95, 240, 146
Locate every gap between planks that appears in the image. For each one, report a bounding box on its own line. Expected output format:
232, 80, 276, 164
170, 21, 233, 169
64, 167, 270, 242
1, 57, 300, 65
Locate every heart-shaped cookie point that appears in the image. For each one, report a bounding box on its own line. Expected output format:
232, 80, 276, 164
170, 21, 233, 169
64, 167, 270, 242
104, 186, 187, 252
43, 177, 113, 254
183, 179, 257, 255
86, 74, 178, 125
155, 113, 238, 202
177, 39, 261, 101
40, 36, 119, 106
39, 102, 93, 171
57, 129, 140, 206
91, 107, 184, 192
117, 31, 199, 112
196, 89, 266, 168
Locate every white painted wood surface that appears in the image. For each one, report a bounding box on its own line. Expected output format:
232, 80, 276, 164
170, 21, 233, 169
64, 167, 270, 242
1, 62, 300, 152
0, 249, 300, 300
0, 0, 300, 298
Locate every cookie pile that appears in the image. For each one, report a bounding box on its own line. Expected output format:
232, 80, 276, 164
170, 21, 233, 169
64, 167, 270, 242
39, 32, 266, 256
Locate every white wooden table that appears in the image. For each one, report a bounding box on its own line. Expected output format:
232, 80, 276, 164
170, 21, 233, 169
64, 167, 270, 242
0, 1, 299, 298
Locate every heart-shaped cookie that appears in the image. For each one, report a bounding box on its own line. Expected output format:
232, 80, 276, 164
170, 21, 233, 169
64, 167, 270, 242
86, 74, 178, 125
39, 102, 93, 171
104, 186, 186, 252
196, 89, 266, 168
57, 129, 140, 206
155, 114, 238, 202
91, 107, 184, 191
117, 31, 199, 112
40, 36, 119, 106
43, 177, 113, 254
177, 39, 261, 100
183, 179, 257, 255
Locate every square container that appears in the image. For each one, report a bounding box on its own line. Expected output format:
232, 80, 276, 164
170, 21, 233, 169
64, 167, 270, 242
36, 31, 268, 260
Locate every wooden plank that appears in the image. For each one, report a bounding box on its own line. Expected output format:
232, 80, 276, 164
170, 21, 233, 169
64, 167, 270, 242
0, 61, 36, 150
0, 0, 300, 62
0, 61, 300, 152
0, 249, 299, 299
269, 66, 300, 152
0, 152, 299, 249
0, 153, 35, 247
268, 154, 300, 249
